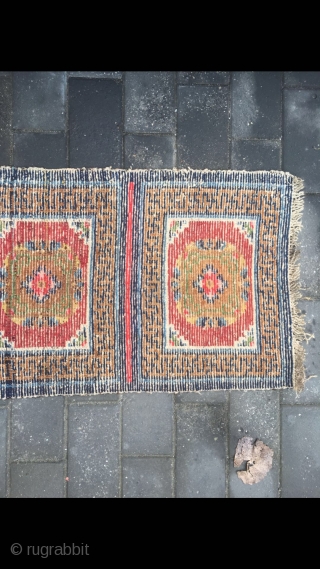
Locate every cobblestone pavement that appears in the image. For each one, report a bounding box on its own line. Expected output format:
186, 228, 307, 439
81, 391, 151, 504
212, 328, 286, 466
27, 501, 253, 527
0, 71, 319, 497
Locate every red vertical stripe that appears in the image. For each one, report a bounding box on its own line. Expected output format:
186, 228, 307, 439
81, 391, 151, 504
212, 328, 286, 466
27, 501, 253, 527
125, 182, 135, 383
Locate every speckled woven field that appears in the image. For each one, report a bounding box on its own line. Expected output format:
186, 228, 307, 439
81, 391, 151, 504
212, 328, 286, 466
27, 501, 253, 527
0, 168, 305, 398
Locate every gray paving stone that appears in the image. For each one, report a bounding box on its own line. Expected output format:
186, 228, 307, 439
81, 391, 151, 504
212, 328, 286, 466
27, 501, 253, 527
122, 457, 173, 498
122, 393, 173, 456
282, 378, 320, 407
68, 403, 120, 497
124, 134, 175, 168
10, 462, 64, 498
285, 72, 320, 88
178, 72, 230, 85
299, 194, 320, 298
176, 404, 227, 498
281, 300, 320, 404
11, 397, 64, 461
232, 71, 282, 139
0, 75, 12, 165
283, 89, 320, 192
13, 132, 67, 168
231, 139, 281, 170
66, 394, 119, 404
0, 407, 7, 497
175, 390, 228, 403
13, 72, 66, 131
281, 406, 320, 497
229, 391, 280, 498
125, 72, 176, 133
69, 78, 122, 167
177, 85, 229, 169
69, 71, 122, 79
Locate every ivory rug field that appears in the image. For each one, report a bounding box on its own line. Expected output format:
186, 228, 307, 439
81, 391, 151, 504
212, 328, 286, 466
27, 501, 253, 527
0, 168, 305, 397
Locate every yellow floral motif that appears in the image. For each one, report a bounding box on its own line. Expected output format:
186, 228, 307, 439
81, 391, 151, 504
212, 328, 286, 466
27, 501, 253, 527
172, 241, 249, 328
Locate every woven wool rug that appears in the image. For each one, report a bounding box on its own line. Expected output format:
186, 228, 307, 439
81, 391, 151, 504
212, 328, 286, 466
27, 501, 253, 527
0, 168, 305, 398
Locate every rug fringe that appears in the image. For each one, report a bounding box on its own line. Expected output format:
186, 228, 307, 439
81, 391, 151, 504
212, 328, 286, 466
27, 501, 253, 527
290, 177, 306, 392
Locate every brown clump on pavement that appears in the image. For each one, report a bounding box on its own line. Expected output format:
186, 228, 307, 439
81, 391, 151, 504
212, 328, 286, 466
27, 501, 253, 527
234, 436, 274, 485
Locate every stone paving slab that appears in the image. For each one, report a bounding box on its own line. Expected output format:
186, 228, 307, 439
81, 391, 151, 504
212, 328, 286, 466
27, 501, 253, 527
69, 72, 122, 79
284, 72, 320, 88
0, 75, 12, 165
177, 72, 230, 85
281, 406, 320, 498
124, 133, 175, 168
122, 394, 174, 457
231, 139, 281, 170
13, 131, 67, 168
231, 71, 282, 139
283, 88, 320, 193
177, 85, 229, 168
68, 403, 120, 498
281, 300, 320, 405
299, 194, 320, 298
11, 397, 64, 462
10, 462, 65, 498
122, 457, 173, 498
125, 72, 176, 134
69, 77, 123, 167
175, 391, 228, 404
229, 391, 280, 498
175, 403, 227, 498
13, 71, 66, 131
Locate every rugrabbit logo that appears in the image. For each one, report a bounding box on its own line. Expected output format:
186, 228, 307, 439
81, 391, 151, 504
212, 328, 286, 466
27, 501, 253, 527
10, 543, 89, 558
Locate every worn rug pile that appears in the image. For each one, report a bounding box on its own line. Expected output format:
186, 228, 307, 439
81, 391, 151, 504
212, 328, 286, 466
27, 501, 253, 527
0, 168, 305, 398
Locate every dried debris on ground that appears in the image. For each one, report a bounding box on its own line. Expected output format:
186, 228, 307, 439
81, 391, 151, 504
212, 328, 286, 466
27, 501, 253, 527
234, 436, 274, 485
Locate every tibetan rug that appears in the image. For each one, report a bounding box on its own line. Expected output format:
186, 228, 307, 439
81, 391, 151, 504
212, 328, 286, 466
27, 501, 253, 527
0, 168, 305, 398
